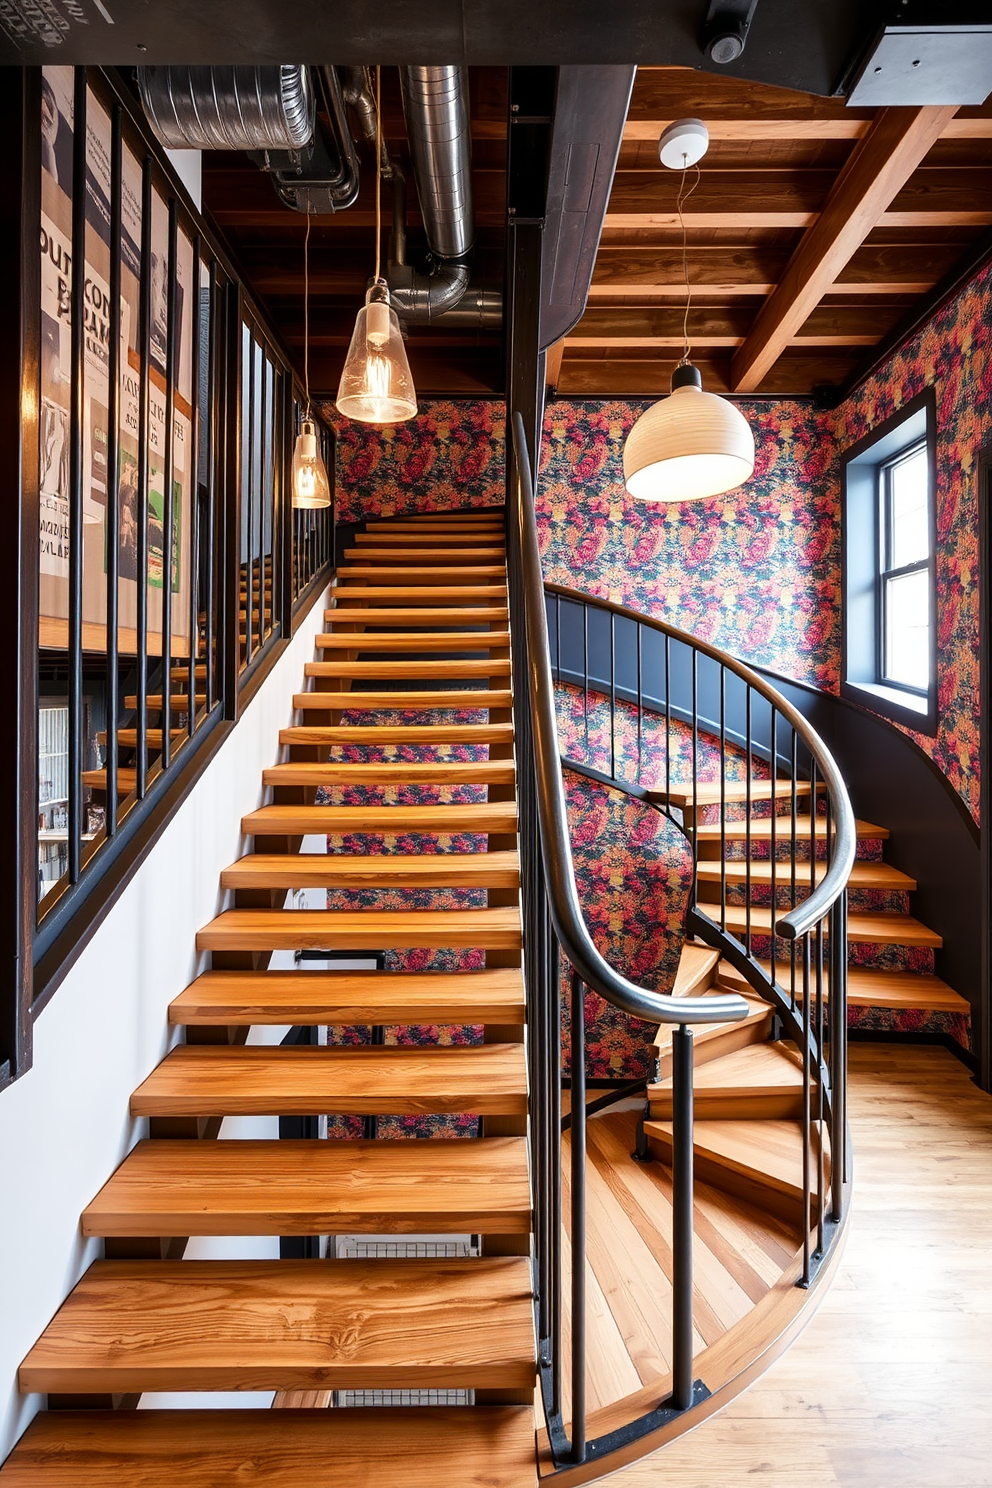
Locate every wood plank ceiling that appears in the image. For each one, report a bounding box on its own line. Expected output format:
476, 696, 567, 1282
554, 69, 992, 400
201, 67, 507, 399
201, 65, 992, 403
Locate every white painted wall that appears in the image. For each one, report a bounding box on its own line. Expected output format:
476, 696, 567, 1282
0, 587, 330, 1459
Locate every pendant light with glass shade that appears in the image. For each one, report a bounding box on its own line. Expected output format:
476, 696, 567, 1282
335, 67, 417, 425
623, 119, 755, 503
292, 196, 332, 508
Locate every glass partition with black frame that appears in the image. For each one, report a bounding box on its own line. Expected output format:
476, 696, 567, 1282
841, 388, 938, 735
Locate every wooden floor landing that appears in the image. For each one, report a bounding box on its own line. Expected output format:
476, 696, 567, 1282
608, 1044, 992, 1488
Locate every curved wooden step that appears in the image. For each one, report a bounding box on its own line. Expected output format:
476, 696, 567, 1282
131, 1043, 528, 1118
292, 689, 513, 712
695, 815, 888, 842
260, 760, 516, 787
304, 659, 511, 681
0, 1406, 537, 1488
653, 994, 774, 1073
314, 632, 511, 651
242, 803, 518, 836
169, 968, 527, 1026
650, 779, 822, 809
279, 722, 515, 746
645, 1118, 827, 1222
649, 1040, 812, 1120
81, 1137, 532, 1236
720, 903, 941, 947
195, 907, 523, 953
220, 851, 519, 891
716, 958, 970, 1014
696, 858, 916, 890
18, 1257, 535, 1395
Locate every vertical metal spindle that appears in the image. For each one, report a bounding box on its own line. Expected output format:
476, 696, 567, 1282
582, 597, 589, 760
690, 651, 698, 906
244, 329, 255, 664
555, 592, 561, 683
719, 665, 727, 932
67, 68, 88, 883
135, 156, 152, 796
801, 933, 812, 1286
745, 687, 753, 956
609, 611, 616, 781
204, 261, 217, 712
815, 914, 825, 1257
570, 970, 586, 1464
671, 1024, 694, 1411
550, 928, 563, 1420
769, 708, 777, 981
187, 235, 202, 739
104, 101, 123, 836
664, 634, 671, 813
161, 199, 177, 770
635, 622, 643, 787
789, 729, 799, 1013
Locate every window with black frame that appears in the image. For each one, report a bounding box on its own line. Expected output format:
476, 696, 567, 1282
841, 389, 937, 734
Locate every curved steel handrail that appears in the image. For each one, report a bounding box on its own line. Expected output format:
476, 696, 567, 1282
511, 413, 749, 1027
542, 580, 857, 941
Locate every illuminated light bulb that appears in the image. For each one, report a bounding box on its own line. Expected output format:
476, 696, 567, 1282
623, 363, 754, 502
335, 284, 417, 426
291, 418, 331, 509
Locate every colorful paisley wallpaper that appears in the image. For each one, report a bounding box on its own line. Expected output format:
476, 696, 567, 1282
322, 261, 989, 1069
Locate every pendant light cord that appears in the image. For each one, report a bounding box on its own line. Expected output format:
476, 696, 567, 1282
374, 64, 382, 285
303, 190, 311, 415
676, 158, 701, 367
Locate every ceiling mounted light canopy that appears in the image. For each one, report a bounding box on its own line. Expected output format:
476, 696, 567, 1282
335, 65, 418, 426
622, 117, 754, 503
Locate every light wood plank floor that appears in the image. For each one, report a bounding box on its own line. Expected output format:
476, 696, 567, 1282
608, 1044, 992, 1487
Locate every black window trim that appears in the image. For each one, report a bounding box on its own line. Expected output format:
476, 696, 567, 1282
840, 387, 938, 737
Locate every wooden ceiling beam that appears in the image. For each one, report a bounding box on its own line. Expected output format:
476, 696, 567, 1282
568, 303, 900, 349
730, 106, 959, 393
556, 352, 862, 398
623, 117, 992, 142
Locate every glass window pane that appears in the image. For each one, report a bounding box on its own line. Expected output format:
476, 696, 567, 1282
889, 446, 929, 568
884, 568, 930, 690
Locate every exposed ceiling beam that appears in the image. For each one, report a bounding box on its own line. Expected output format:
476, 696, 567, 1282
622, 117, 992, 142
730, 106, 959, 393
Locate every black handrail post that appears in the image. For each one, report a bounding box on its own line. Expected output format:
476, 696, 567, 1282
671, 1023, 694, 1411
570, 969, 587, 1464
105, 102, 123, 835
67, 67, 87, 883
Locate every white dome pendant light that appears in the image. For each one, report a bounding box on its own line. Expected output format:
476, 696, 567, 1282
623, 119, 754, 502
335, 66, 417, 426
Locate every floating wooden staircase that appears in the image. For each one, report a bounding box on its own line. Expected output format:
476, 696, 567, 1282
6, 511, 541, 1486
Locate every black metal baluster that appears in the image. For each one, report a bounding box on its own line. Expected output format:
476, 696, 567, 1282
570, 969, 586, 1464
609, 611, 616, 781
789, 728, 799, 1014
582, 606, 589, 758
104, 101, 122, 836
550, 925, 563, 1421
67, 68, 87, 883
161, 199, 177, 770
187, 235, 201, 741
745, 687, 753, 956
204, 261, 217, 713
135, 156, 152, 797
671, 1024, 694, 1411
719, 665, 727, 933
635, 622, 643, 788
664, 634, 671, 814
815, 912, 825, 1258
801, 933, 812, 1286
690, 651, 698, 909
769, 708, 777, 983
244, 329, 255, 664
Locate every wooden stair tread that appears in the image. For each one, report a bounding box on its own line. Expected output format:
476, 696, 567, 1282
0, 1406, 537, 1488
720, 902, 942, 947
339, 566, 506, 582
279, 722, 515, 745
343, 547, 506, 562
324, 607, 510, 624
650, 1040, 807, 1097
653, 992, 772, 1051
329, 586, 508, 602
124, 694, 205, 710
293, 689, 513, 711
717, 959, 970, 1013
19, 1258, 535, 1394
242, 802, 518, 835
304, 659, 512, 679
220, 851, 520, 890
644, 1118, 818, 1200
315, 632, 512, 651
696, 858, 916, 890
169, 968, 527, 1025
195, 907, 523, 952
649, 778, 821, 809
694, 815, 888, 841
132, 1043, 527, 1117
671, 943, 721, 997
261, 760, 516, 786
81, 1137, 532, 1236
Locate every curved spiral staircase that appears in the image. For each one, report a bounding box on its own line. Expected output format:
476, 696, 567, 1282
2, 477, 869, 1484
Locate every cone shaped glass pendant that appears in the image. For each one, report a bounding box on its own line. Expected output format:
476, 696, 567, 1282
292, 417, 331, 508
335, 281, 417, 425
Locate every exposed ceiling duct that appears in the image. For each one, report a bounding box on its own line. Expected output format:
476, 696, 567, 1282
137, 64, 360, 212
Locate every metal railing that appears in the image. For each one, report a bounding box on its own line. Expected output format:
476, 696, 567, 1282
507, 412, 855, 1466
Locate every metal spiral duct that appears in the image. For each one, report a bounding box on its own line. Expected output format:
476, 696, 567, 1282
400, 65, 474, 261
136, 65, 314, 152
